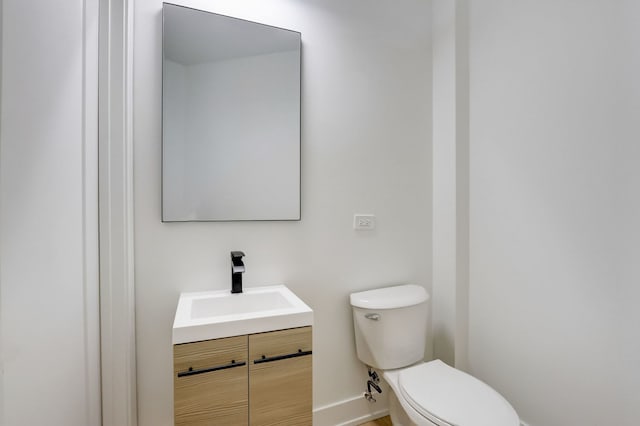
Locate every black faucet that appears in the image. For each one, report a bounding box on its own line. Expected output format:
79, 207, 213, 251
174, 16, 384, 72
230, 251, 245, 294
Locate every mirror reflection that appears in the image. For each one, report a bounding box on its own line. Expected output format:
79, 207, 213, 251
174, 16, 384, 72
162, 3, 301, 222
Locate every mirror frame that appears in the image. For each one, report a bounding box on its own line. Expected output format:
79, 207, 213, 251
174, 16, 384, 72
161, 3, 301, 222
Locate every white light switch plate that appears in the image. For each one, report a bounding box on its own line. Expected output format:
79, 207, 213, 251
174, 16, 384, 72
354, 214, 376, 230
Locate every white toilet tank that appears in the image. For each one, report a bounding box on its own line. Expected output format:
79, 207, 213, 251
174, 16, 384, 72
350, 284, 429, 370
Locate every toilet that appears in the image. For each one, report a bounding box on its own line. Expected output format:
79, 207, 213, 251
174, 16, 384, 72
350, 284, 520, 426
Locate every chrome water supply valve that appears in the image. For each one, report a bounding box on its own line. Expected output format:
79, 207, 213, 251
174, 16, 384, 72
368, 366, 380, 384
364, 367, 382, 403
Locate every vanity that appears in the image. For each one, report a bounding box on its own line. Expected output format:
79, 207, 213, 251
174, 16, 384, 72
172, 286, 313, 425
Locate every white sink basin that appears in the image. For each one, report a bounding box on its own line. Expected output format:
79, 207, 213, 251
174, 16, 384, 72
172, 285, 313, 344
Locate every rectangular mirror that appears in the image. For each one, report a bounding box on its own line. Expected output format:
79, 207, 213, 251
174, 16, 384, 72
162, 3, 301, 221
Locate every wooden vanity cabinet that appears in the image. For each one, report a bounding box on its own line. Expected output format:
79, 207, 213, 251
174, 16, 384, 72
174, 335, 248, 426
173, 326, 312, 426
249, 327, 312, 426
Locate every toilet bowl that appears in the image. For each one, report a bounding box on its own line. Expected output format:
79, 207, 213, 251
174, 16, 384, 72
350, 285, 519, 426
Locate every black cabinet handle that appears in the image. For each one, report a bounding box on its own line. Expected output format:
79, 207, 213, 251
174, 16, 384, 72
253, 349, 312, 364
177, 360, 246, 377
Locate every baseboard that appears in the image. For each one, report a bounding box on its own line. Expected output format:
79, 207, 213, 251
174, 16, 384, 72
313, 394, 389, 426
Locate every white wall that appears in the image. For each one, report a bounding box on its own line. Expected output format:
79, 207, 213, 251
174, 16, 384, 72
431, 0, 458, 367
431, 0, 470, 370
0, 0, 4, 416
134, 0, 432, 424
467, 1, 640, 425
0, 0, 100, 425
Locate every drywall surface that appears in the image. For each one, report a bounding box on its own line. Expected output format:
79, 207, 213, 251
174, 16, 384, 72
133, 0, 432, 424
0, 0, 100, 425
467, 1, 640, 425
431, 0, 470, 370
0, 0, 4, 417
431, 0, 457, 366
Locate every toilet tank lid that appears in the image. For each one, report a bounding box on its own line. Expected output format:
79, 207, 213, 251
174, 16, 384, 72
350, 284, 429, 309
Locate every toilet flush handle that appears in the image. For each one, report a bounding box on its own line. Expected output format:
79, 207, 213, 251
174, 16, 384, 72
365, 313, 380, 321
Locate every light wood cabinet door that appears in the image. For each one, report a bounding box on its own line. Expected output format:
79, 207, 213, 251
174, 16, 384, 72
249, 327, 312, 426
174, 335, 248, 426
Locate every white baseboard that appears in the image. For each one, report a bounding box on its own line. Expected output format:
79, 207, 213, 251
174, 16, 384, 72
314, 394, 389, 426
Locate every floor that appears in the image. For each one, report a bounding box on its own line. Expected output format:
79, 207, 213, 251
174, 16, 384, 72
359, 415, 393, 426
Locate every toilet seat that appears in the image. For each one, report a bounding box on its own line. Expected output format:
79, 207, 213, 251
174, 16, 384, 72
396, 360, 519, 426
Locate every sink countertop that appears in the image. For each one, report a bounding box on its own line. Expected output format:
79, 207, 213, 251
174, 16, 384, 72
172, 284, 313, 344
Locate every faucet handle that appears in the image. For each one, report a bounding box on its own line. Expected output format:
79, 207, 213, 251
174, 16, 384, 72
230, 251, 245, 260
230, 251, 245, 294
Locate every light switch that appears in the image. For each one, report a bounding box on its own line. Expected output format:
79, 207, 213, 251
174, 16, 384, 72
354, 214, 376, 230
